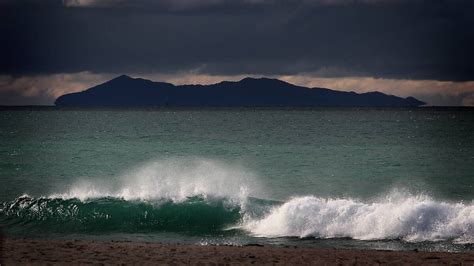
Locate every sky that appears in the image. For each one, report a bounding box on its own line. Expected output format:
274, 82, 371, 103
1, 0, 473, 106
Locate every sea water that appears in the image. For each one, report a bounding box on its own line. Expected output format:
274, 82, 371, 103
1, 108, 473, 252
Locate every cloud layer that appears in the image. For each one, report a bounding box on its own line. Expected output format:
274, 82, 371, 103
1, 0, 473, 81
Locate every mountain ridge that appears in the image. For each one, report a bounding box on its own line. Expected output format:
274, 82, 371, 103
55, 75, 425, 107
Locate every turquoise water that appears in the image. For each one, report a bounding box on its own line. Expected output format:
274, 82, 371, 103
1, 108, 473, 252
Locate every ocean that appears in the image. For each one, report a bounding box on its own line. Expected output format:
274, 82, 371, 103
1, 108, 473, 252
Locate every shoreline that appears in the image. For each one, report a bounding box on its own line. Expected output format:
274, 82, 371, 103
2, 238, 473, 265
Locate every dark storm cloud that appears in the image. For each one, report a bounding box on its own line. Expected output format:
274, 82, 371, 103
0, 0, 473, 81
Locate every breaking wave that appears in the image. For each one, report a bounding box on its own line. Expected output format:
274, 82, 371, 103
1, 158, 473, 243
243, 193, 474, 243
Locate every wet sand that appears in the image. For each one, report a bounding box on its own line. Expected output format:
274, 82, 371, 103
2, 238, 473, 265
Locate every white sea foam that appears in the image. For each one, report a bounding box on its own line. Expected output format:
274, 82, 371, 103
243, 192, 474, 243
50, 158, 261, 206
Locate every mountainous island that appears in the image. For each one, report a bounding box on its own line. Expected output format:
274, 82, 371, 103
55, 75, 425, 107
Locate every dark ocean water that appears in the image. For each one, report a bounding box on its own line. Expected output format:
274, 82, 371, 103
1, 108, 473, 252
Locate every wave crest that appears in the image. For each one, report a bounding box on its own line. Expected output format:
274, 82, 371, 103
50, 158, 261, 206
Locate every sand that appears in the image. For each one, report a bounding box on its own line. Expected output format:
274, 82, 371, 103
2, 238, 473, 265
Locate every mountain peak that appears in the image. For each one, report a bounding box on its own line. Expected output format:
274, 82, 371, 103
240, 77, 261, 82
238, 77, 291, 86
112, 74, 133, 81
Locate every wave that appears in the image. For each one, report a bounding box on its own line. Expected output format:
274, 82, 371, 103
1, 158, 473, 243
243, 193, 474, 243
0, 158, 266, 234
2, 192, 473, 243
0, 195, 242, 234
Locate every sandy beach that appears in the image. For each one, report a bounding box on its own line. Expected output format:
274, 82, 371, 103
2, 238, 473, 265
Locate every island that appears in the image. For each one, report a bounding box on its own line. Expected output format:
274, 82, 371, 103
55, 75, 425, 107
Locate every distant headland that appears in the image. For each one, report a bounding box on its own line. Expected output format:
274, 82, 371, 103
55, 75, 425, 107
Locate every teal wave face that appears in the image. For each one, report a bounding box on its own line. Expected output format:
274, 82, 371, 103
0, 195, 242, 234
2, 192, 473, 244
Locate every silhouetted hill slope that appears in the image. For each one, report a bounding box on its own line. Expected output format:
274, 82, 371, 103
55, 75, 425, 107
